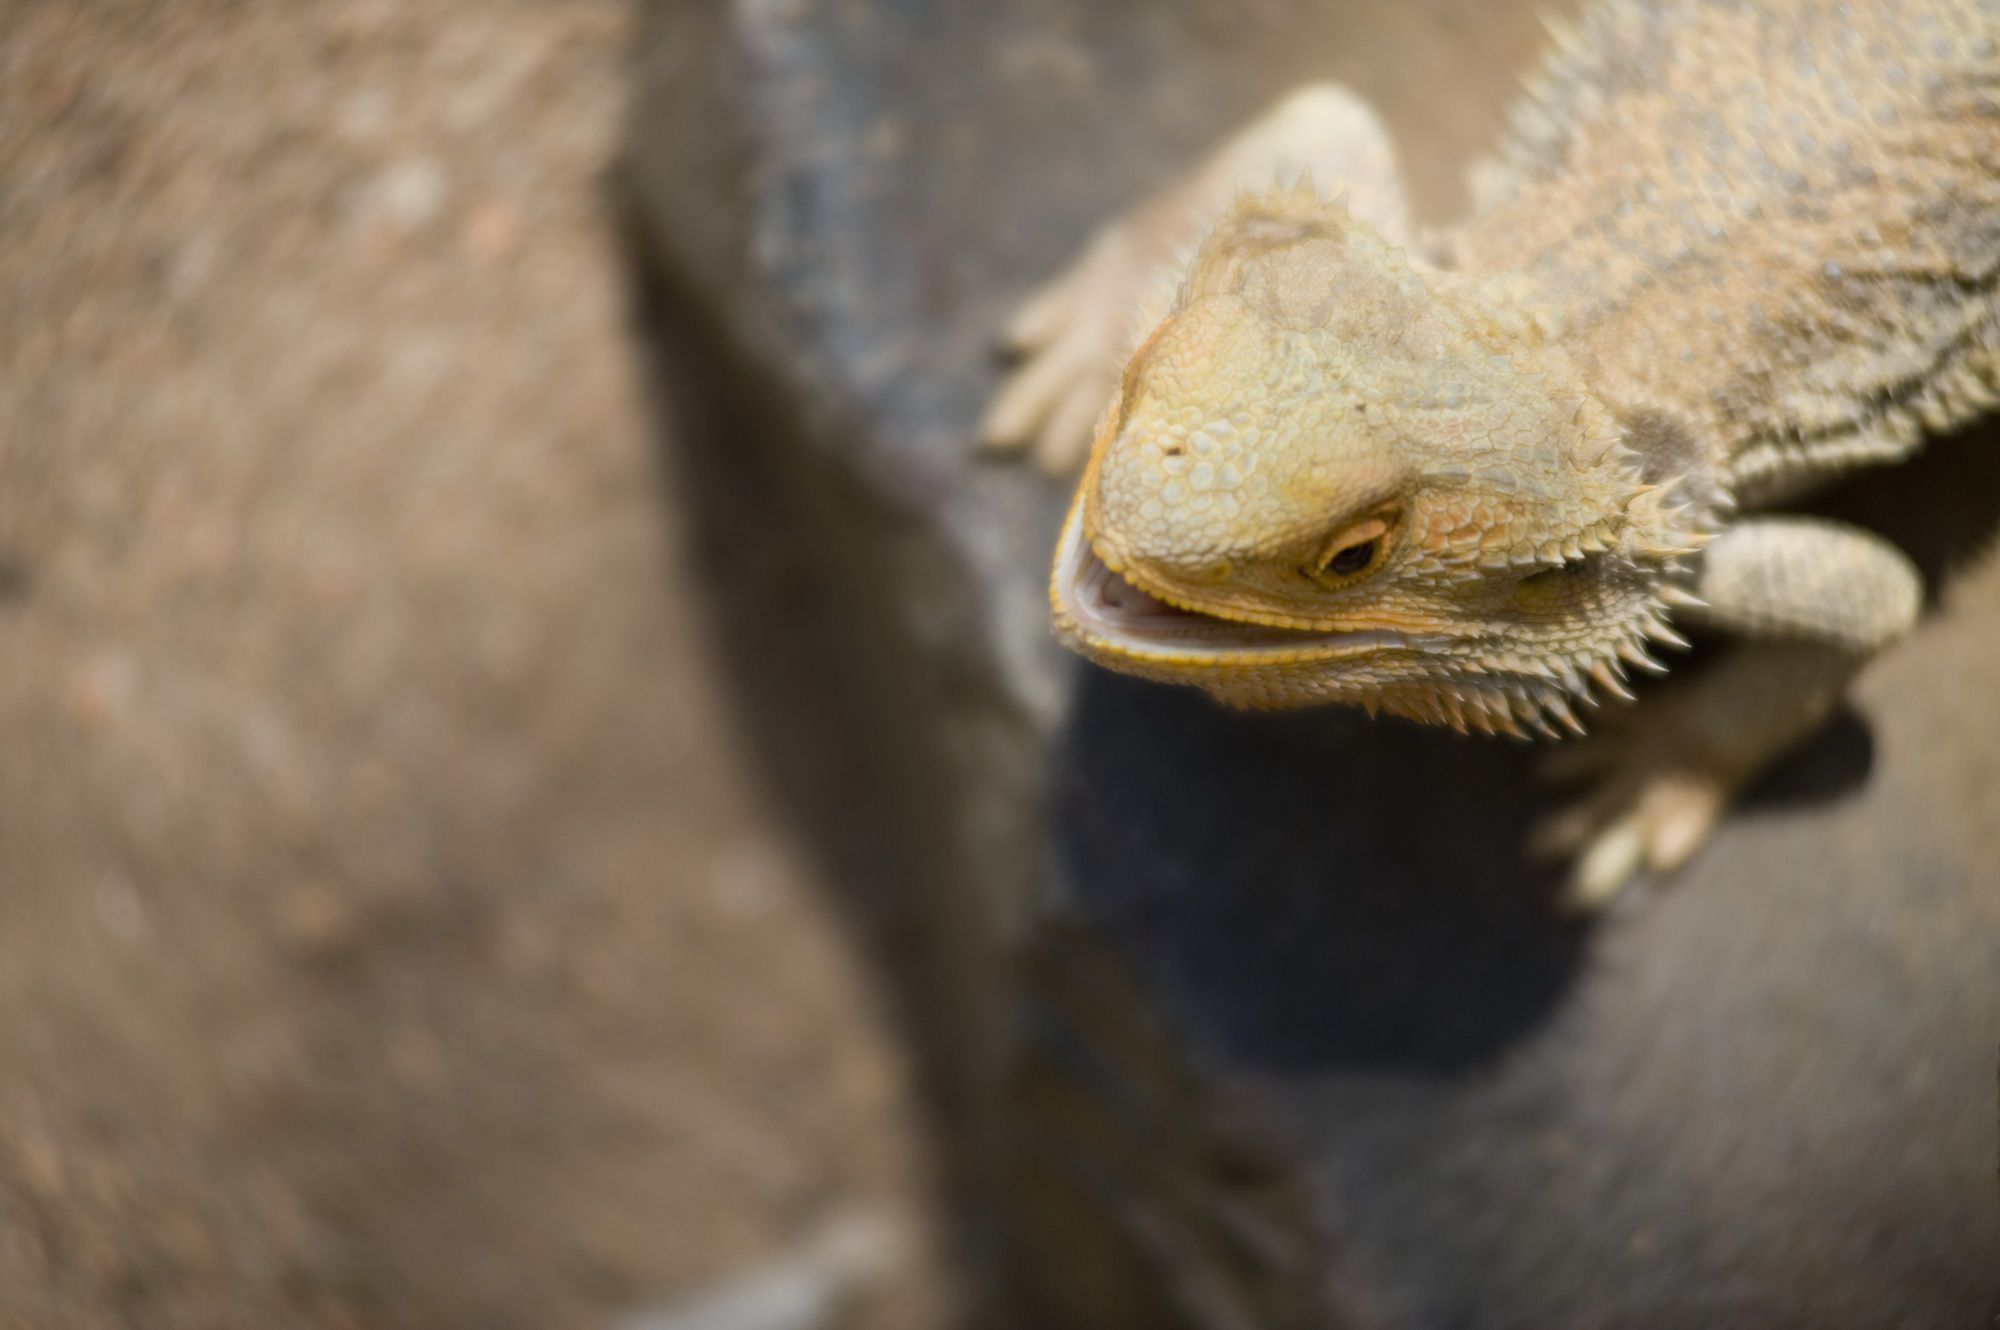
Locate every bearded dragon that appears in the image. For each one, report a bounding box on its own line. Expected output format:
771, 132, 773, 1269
984, 0, 2000, 905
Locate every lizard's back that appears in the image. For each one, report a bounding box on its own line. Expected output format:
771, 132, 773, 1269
1450, 0, 2000, 503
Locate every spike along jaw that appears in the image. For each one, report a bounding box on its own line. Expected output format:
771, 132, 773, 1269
1050, 189, 1704, 736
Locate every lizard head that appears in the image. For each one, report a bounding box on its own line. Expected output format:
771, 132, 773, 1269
1050, 188, 1702, 735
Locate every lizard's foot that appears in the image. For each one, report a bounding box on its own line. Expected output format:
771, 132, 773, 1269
981, 226, 1166, 475
1531, 704, 1734, 913
1533, 522, 1921, 912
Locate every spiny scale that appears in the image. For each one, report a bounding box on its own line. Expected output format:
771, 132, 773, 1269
1399, 576, 1697, 742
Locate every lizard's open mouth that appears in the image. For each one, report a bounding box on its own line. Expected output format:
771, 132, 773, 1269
1050, 501, 1407, 660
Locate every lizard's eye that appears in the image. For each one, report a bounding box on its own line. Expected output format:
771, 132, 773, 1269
1327, 539, 1377, 575
1309, 512, 1395, 584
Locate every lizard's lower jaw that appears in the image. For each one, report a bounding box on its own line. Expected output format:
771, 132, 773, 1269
1049, 500, 1408, 666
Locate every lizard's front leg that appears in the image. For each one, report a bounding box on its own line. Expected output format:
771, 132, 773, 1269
981, 84, 1413, 473
1538, 516, 1922, 911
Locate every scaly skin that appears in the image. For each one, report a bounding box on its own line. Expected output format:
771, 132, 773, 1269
988, 0, 1999, 903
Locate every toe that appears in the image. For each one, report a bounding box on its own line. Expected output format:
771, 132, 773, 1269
1033, 379, 1111, 474
1640, 778, 1723, 874
1003, 270, 1081, 350
1563, 813, 1648, 913
979, 339, 1079, 450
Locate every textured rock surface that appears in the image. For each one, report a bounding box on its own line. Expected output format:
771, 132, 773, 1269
0, 3, 947, 1328
630, 2, 2000, 1325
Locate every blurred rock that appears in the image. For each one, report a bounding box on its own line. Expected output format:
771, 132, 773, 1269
348, 157, 449, 236
0, 2, 947, 1326
616, 1210, 907, 1330
629, 1, 2000, 1326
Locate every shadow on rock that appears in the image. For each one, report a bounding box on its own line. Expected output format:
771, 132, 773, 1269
1052, 671, 1589, 1077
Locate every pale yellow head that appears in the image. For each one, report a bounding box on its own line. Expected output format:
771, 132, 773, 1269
1050, 190, 1699, 734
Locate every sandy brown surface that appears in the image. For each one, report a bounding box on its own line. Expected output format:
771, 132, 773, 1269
0, 3, 943, 1327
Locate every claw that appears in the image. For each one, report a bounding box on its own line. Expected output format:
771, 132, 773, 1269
1035, 382, 1110, 474
1004, 271, 1081, 349
1563, 815, 1647, 913
980, 335, 1090, 452
1532, 708, 1734, 913
1640, 778, 1724, 874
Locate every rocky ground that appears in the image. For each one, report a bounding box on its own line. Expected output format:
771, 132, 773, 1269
0, 3, 944, 1328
